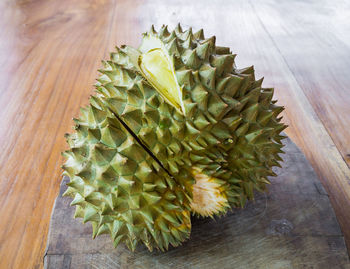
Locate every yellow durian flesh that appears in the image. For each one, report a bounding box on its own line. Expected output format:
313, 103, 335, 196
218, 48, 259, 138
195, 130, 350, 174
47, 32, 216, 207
139, 35, 185, 114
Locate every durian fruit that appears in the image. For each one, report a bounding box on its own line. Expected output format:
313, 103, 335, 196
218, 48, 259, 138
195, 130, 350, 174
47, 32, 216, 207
63, 24, 286, 251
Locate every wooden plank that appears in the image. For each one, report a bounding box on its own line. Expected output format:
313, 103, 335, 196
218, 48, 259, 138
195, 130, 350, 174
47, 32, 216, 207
0, 0, 349, 268
44, 138, 350, 269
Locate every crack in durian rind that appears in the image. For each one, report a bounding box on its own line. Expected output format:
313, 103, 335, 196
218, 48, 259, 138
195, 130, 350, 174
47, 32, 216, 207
108, 108, 174, 180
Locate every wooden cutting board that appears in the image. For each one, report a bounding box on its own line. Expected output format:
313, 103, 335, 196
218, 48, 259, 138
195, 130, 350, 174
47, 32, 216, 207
44, 137, 350, 269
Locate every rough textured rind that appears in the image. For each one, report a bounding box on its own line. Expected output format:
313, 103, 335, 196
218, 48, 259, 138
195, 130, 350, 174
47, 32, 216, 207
62, 99, 191, 251
62, 24, 287, 251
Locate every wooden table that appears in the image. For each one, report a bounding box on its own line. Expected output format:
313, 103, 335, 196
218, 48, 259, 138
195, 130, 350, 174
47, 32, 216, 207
44, 138, 350, 268
1, 0, 349, 268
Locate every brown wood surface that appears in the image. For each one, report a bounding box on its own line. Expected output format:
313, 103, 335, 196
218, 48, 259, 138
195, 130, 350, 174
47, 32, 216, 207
44, 138, 350, 269
0, 0, 349, 268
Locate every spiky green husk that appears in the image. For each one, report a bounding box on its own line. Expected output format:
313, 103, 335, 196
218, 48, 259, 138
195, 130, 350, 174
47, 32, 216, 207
63, 24, 286, 251
97, 24, 286, 206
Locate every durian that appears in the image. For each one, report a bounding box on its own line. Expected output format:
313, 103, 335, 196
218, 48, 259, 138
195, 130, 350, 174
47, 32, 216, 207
62, 24, 287, 251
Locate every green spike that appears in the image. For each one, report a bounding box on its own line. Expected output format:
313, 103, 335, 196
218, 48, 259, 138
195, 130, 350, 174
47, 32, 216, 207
191, 84, 208, 109
202, 36, 216, 51
176, 69, 194, 90
156, 218, 170, 232
161, 231, 170, 250
83, 206, 98, 223
175, 23, 183, 33
62, 186, 75, 197
96, 224, 110, 236
245, 130, 264, 143
185, 122, 200, 135
159, 25, 170, 38
70, 193, 84, 206
150, 25, 157, 35
193, 29, 204, 40
182, 32, 193, 49
215, 46, 230, 55
182, 50, 200, 69
207, 95, 229, 119
83, 184, 95, 197
199, 65, 216, 90
166, 38, 180, 56
242, 103, 259, 122
113, 235, 125, 248
211, 54, 235, 76
142, 192, 162, 204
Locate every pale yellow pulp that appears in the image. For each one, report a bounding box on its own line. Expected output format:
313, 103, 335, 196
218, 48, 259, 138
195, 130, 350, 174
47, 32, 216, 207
190, 167, 228, 216
140, 48, 184, 114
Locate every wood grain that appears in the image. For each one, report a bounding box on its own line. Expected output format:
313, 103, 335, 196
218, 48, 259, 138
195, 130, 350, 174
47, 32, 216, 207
0, 0, 349, 268
252, 0, 350, 167
44, 138, 350, 269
